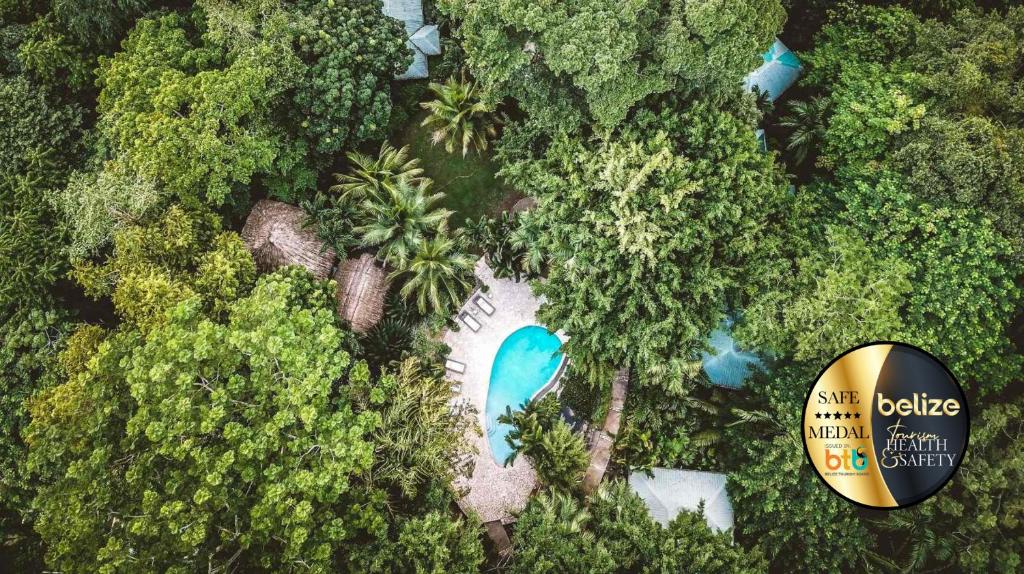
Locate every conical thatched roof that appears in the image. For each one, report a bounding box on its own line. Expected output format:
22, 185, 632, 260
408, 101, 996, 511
511, 196, 537, 213
241, 200, 336, 280
334, 253, 389, 334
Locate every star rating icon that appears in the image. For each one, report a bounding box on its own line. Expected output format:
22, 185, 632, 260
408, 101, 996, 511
814, 411, 862, 420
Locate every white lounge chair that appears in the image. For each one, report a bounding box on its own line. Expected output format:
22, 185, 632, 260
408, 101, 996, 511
473, 294, 495, 316
459, 311, 482, 332
445, 359, 466, 374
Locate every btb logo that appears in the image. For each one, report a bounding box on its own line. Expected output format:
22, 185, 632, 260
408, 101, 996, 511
825, 447, 869, 471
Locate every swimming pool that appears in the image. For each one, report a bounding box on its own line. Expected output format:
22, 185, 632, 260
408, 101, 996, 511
485, 325, 565, 465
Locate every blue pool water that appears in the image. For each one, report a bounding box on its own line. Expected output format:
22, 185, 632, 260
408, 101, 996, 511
485, 326, 565, 465
701, 319, 764, 389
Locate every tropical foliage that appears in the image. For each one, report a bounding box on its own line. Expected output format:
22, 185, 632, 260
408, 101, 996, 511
420, 75, 501, 157
1, 0, 1022, 571
501, 95, 787, 391
439, 0, 785, 130
499, 395, 588, 491
510, 483, 767, 573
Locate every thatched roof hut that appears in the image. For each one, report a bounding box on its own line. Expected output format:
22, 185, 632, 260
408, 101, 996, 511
511, 196, 537, 214
334, 253, 389, 334
241, 200, 337, 280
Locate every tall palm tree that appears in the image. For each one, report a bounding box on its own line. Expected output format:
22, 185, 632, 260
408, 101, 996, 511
391, 234, 475, 315
330, 142, 424, 202
420, 75, 501, 157
778, 96, 830, 166
355, 179, 452, 268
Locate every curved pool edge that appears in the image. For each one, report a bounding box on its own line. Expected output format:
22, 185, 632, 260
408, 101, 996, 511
483, 326, 568, 466
529, 352, 570, 404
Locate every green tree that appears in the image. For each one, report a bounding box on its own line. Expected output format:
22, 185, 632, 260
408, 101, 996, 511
26, 268, 379, 572
463, 212, 544, 281
509, 491, 612, 574
420, 75, 501, 157
0, 306, 68, 513
330, 142, 425, 203
393, 235, 475, 316
840, 174, 1022, 392
892, 116, 1024, 255
738, 225, 912, 364
0, 75, 81, 308
910, 6, 1024, 121
512, 482, 766, 573
728, 367, 874, 573
357, 357, 475, 501
499, 395, 588, 491
391, 512, 484, 574
95, 12, 298, 208
289, 0, 409, 160
439, 0, 785, 130
55, 159, 163, 260
820, 62, 925, 171
501, 96, 786, 390
71, 205, 256, 331
778, 96, 830, 166
355, 180, 452, 268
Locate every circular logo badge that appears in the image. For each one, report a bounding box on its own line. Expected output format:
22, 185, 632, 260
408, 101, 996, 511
802, 342, 969, 509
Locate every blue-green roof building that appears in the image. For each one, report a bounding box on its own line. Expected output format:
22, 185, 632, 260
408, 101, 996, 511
744, 38, 802, 102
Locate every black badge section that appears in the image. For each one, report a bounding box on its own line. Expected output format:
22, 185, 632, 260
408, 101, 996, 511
871, 344, 969, 507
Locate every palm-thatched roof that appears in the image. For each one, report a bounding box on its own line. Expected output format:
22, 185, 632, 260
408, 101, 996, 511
511, 196, 537, 213
241, 200, 336, 280
334, 253, 389, 334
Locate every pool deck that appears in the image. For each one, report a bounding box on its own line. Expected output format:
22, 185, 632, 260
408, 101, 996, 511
445, 259, 565, 524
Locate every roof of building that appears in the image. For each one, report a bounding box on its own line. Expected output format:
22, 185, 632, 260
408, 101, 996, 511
628, 468, 735, 532
333, 253, 389, 334
382, 0, 440, 80
411, 25, 441, 56
743, 38, 802, 102
701, 318, 764, 389
241, 200, 336, 281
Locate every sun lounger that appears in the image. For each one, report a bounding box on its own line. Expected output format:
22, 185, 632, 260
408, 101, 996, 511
473, 295, 496, 315
445, 359, 466, 374
459, 311, 482, 332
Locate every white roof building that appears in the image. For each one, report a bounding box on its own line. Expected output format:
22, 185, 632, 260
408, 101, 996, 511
628, 468, 735, 532
743, 38, 802, 102
382, 0, 442, 80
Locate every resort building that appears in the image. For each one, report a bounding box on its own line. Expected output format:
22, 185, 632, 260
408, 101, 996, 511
701, 318, 764, 389
333, 253, 388, 334
382, 0, 442, 79
241, 199, 336, 281
628, 468, 735, 532
743, 37, 802, 102
241, 200, 386, 334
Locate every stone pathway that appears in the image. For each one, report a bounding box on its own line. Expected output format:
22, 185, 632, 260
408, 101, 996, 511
583, 368, 630, 494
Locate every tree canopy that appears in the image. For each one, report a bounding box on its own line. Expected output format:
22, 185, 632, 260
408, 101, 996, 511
502, 95, 787, 390
440, 0, 785, 130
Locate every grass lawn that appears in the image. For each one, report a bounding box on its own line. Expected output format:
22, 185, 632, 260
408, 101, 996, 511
393, 111, 520, 228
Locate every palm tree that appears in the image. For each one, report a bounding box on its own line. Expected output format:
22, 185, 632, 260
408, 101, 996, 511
391, 234, 475, 315
355, 179, 452, 268
330, 142, 424, 202
778, 96, 830, 165
420, 74, 500, 157
498, 395, 587, 491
